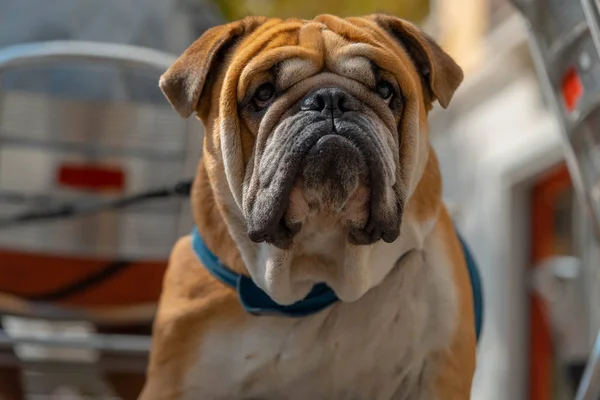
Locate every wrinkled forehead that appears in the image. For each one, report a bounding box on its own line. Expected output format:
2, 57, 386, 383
233, 17, 414, 100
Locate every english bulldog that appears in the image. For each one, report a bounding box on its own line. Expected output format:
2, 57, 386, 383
140, 13, 479, 400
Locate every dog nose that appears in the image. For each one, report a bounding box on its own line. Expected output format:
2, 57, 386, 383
301, 88, 356, 118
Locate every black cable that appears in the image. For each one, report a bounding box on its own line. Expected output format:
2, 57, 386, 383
0, 178, 193, 229
26, 260, 134, 302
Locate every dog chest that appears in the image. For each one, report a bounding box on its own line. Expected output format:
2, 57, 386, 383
181, 245, 458, 400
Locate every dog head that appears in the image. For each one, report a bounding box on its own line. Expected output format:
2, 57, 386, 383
160, 14, 462, 305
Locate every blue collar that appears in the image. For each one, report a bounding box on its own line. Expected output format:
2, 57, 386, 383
456, 232, 484, 342
191, 227, 483, 341
191, 227, 338, 317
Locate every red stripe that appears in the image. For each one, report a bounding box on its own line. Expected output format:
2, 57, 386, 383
562, 67, 583, 112
57, 163, 125, 192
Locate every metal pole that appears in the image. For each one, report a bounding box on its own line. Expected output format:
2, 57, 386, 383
571, 1, 600, 397
575, 331, 600, 400
0, 41, 177, 72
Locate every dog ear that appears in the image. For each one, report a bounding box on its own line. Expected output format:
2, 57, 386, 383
159, 16, 267, 118
371, 14, 463, 108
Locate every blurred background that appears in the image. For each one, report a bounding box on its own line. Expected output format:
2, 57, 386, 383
0, 0, 598, 399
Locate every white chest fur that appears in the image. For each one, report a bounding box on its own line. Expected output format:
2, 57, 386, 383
182, 228, 458, 400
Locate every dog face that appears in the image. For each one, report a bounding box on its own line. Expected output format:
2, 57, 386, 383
160, 14, 463, 305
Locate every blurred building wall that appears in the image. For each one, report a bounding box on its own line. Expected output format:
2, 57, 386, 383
428, 2, 567, 399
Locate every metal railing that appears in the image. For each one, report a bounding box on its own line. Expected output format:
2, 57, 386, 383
511, 0, 600, 398
0, 40, 191, 378
0, 40, 177, 71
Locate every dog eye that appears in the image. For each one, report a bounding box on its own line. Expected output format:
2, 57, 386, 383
376, 80, 394, 100
254, 83, 276, 104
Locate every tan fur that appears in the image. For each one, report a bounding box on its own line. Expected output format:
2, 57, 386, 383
140, 218, 246, 399
433, 208, 477, 399
410, 149, 443, 222
143, 14, 475, 400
